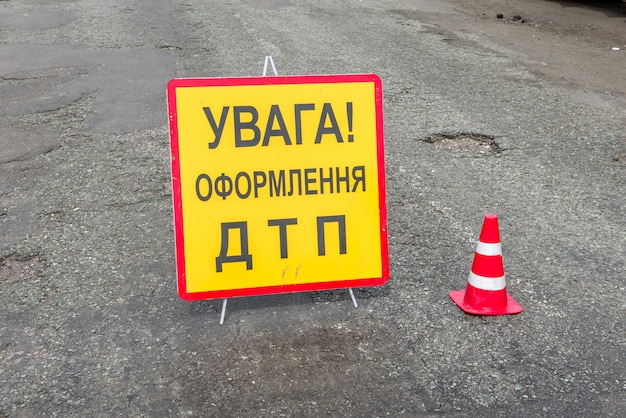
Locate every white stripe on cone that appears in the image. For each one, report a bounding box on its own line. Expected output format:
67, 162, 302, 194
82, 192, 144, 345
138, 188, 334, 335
467, 271, 506, 291
475, 242, 502, 256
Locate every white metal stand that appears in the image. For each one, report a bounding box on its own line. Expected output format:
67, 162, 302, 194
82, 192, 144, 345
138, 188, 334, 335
348, 288, 358, 308
219, 56, 277, 326
263, 55, 278, 76
218, 56, 358, 324
219, 299, 227, 325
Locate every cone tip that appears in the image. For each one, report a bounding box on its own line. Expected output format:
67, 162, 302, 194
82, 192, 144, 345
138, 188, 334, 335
479, 214, 501, 244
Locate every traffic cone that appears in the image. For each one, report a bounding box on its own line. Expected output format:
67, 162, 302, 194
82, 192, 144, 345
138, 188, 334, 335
449, 214, 523, 315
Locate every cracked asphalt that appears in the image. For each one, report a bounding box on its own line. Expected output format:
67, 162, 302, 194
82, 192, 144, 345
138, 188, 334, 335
1, 0, 624, 416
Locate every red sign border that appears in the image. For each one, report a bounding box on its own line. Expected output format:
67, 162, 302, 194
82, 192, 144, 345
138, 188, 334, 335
167, 74, 389, 301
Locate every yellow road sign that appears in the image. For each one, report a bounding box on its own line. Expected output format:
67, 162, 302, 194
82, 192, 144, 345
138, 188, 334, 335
167, 74, 388, 300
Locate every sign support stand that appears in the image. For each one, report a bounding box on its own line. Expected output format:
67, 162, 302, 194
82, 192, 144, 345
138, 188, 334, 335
217, 56, 360, 325
219, 56, 279, 325
219, 299, 227, 325
262, 55, 278, 77
349, 288, 358, 308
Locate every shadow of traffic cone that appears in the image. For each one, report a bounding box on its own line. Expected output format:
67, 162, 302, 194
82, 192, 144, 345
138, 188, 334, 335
449, 214, 523, 315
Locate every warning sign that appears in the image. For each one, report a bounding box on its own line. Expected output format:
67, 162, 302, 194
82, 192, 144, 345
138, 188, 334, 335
167, 74, 388, 300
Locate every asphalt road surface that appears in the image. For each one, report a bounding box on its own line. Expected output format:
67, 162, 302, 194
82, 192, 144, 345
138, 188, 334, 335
1, 0, 624, 416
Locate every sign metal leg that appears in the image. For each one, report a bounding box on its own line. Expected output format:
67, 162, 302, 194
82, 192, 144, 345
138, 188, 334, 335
263, 55, 278, 76
219, 299, 228, 325
348, 288, 358, 308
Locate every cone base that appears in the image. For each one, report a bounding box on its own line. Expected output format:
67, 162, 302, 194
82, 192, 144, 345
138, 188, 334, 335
449, 289, 523, 316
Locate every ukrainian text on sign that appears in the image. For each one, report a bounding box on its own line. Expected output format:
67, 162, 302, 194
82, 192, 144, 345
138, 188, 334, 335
168, 75, 388, 300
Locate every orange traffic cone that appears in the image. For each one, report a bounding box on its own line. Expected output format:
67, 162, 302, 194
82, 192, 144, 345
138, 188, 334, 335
449, 214, 523, 315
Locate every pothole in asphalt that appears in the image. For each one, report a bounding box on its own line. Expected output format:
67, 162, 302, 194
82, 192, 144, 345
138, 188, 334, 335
0, 253, 44, 284
422, 132, 501, 155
